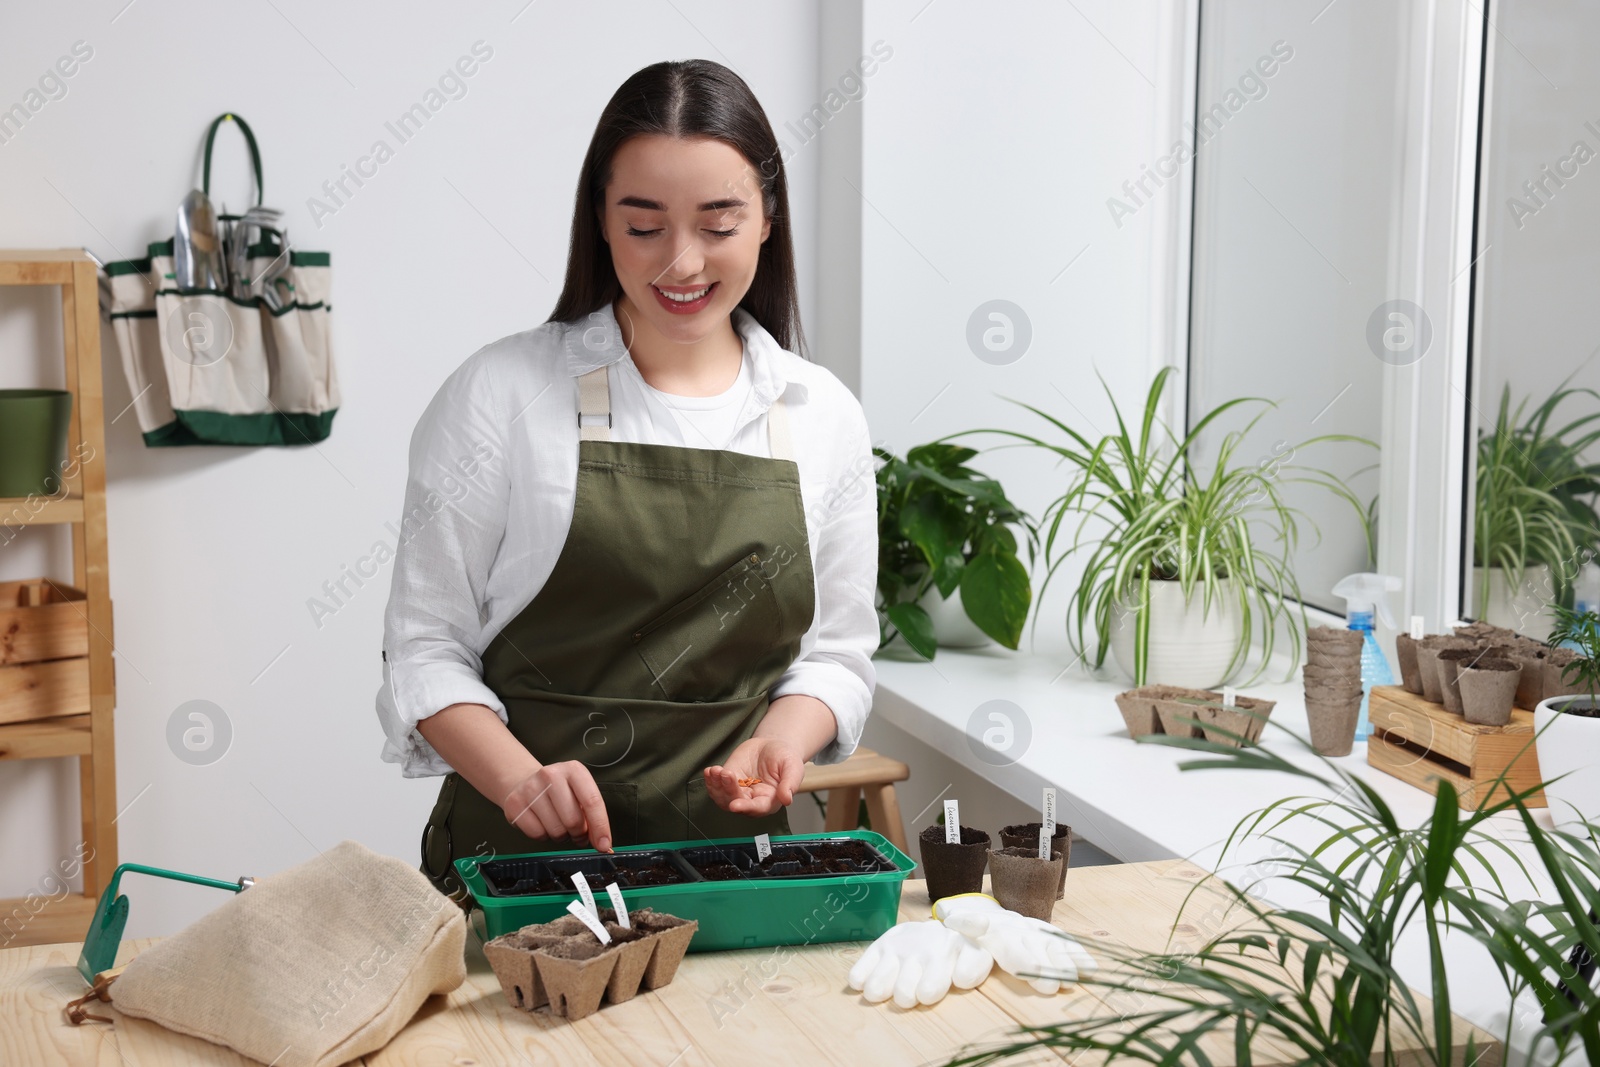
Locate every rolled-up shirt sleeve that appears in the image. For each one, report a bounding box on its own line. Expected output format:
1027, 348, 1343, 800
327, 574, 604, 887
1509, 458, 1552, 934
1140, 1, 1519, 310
769, 395, 879, 765
377, 349, 512, 777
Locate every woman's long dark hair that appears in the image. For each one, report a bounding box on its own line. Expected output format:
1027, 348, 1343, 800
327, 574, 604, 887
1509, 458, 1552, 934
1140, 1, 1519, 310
545, 59, 807, 359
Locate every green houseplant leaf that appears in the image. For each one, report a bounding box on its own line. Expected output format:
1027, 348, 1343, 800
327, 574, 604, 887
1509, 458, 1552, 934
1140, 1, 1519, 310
941, 722, 1600, 1066
959, 550, 1030, 650
883, 601, 937, 660
956, 367, 1374, 685
1548, 602, 1600, 702
875, 445, 1039, 658
1474, 385, 1600, 619
898, 493, 963, 589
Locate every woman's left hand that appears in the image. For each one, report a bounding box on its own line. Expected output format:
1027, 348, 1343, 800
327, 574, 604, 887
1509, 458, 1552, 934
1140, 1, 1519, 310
703, 737, 804, 816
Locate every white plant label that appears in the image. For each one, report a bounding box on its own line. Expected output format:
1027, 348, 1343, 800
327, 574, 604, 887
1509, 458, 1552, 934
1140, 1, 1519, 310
944, 800, 960, 843
1411, 615, 1425, 640
1040, 788, 1057, 859
567, 898, 611, 944
605, 882, 629, 929
571, 872, 598, 917
1222, 686, 1237, 709
754, 833, 771, 862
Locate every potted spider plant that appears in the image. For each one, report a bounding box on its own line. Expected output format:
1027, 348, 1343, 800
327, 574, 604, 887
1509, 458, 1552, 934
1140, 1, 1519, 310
943, 724, 1600, 1067
962, 367, 1369, 687
1474, 385, 1600, 640
1538, 604, 1600, 827
875, 443, 1039, 659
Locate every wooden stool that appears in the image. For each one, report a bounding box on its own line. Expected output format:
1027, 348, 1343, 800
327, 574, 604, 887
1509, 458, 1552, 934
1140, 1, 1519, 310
796, 746, 910, 854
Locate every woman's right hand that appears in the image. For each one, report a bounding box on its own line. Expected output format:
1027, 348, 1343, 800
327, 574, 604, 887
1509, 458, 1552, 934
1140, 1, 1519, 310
500, 761, 613, 852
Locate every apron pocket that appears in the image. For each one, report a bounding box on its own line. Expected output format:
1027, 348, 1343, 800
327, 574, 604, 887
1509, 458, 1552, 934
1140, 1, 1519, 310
633, 552, 781, 702
595, 780, 639, 847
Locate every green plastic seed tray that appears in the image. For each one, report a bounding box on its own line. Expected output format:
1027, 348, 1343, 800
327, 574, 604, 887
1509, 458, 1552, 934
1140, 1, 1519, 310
456, 830, 915, 951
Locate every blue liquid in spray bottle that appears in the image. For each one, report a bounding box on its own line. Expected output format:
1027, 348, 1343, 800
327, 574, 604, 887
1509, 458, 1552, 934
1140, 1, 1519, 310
1331, 573, 1400, 743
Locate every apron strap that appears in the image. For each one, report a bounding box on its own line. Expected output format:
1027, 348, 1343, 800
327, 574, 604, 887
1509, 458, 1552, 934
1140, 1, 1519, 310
575, 363, 796, 459
766, 388, 795, 461
578, 365, 611, 440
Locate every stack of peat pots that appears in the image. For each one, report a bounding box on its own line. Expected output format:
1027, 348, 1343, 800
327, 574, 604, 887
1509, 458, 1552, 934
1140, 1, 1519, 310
1302, 626, 1364, 755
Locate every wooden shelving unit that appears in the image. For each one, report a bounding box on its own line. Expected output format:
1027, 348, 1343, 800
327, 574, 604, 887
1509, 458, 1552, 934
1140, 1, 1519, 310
0, 250, 117, 948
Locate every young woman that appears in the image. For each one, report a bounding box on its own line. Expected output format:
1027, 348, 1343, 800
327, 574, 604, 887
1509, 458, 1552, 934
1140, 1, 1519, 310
374, 60, 879, 901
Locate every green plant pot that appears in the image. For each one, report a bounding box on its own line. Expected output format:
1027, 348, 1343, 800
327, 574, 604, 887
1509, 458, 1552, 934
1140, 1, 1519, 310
0, 389, 73, 497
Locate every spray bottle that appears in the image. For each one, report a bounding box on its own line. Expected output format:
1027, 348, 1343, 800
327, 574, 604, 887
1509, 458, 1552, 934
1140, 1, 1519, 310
1330, 573, 1401, 743
1575, 558, 1600, 617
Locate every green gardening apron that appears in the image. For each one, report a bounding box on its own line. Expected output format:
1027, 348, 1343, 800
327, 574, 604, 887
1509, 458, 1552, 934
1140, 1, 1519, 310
420, 355, 816, 901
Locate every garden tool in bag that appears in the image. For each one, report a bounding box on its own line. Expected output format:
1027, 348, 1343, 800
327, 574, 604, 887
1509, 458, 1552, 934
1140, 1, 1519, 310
103, 112, 339, 447
65, 840, 467, 1067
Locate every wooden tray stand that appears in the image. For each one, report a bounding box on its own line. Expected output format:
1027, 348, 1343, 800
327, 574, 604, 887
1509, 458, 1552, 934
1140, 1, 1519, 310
1367, 685, 1545, 809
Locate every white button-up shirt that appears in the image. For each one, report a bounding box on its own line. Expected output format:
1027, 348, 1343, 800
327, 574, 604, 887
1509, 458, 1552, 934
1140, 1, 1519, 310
375, 303, 879, 778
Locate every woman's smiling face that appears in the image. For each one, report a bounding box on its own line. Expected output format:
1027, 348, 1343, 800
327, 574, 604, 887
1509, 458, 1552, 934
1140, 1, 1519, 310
599, 134, 771, 343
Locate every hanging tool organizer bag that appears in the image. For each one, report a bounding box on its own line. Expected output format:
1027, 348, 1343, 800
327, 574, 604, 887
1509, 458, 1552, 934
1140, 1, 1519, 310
103, 113, 339, 446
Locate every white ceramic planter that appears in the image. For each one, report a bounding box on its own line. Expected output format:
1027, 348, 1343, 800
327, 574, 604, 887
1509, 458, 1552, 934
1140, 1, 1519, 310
1473, 564, 1554, 642
1109, 579, 1244, 688
1534, 694, 1600, 828
915, 583, 992, 649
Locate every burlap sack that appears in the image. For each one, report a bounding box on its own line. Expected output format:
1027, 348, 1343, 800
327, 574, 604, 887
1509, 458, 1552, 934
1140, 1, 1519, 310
109, 840, 466, 1067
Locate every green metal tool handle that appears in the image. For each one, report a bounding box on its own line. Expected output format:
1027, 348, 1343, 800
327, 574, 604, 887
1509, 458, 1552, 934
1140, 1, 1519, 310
103, 862, 251, 898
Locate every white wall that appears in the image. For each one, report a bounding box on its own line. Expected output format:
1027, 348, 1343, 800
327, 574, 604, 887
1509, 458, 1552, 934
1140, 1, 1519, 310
0, 0, 1180, 938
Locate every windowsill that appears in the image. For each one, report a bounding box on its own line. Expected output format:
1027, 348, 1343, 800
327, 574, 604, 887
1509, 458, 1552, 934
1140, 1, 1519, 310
872, 629, 1450, 867
871, 630, 1567, 1061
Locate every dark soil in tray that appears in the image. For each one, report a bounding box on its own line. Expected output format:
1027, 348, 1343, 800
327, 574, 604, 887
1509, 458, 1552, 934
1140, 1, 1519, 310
481, 837, 900, 895
503, 862, 686, 894
481, 851, 692, 897
697, 863, 745, 881
808, 840, 878, 865
604, 863, 681, 889
680, 838, 898, 881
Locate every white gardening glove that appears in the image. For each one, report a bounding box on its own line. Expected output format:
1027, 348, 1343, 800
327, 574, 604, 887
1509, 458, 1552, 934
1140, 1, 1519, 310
847, 919, 994, 1008
933, 893, 1097, 994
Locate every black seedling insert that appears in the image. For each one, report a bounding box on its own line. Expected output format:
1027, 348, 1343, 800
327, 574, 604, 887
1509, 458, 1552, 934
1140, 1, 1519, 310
476, 837, 899, 897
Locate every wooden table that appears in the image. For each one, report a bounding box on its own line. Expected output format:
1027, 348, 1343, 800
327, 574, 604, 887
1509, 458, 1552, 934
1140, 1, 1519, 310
0, 861, 1499, 1066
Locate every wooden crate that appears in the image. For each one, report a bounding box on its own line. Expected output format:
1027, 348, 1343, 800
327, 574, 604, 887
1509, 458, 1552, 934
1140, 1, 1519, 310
0, 578, 91, 725
1367, 685, 1545, 809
